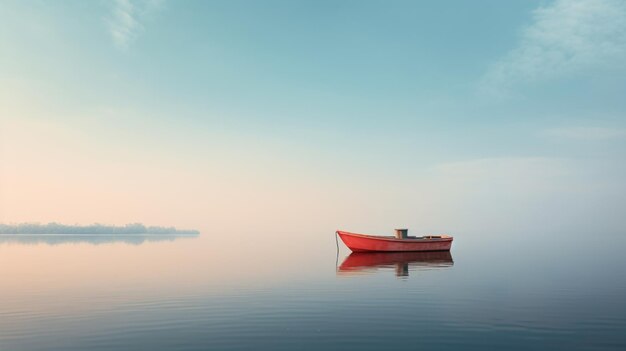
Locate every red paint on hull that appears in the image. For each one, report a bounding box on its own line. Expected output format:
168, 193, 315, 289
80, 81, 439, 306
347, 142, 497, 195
337, 230, 453, 252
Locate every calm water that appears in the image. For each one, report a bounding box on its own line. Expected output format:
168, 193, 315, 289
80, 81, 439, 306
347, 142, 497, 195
1, 229, 625, 350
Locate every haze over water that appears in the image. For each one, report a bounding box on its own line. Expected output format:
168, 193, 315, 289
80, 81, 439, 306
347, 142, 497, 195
1, 227, 625, 350
2, 0, 626, 350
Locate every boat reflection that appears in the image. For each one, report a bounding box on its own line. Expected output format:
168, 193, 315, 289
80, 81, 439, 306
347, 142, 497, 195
338, 251, 454, 278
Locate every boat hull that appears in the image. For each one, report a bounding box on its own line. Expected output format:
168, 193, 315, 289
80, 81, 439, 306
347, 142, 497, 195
337, 231, 453, 252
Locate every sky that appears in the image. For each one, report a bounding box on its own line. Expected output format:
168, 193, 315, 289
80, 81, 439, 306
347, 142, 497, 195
1, 0, 625, 236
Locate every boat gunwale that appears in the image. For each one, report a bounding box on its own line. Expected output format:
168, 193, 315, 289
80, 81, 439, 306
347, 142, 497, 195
337, 231, 453, 243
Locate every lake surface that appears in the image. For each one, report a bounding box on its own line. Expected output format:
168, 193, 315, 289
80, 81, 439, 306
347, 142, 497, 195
1, 229, 625, 350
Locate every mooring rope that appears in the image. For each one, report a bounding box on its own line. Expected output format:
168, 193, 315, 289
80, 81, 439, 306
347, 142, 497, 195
335, 231, 339, 271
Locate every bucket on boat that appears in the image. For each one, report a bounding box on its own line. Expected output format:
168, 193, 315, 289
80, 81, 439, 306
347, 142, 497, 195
394, 228, 408, 239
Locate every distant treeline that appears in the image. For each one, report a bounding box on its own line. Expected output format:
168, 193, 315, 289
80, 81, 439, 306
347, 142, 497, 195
0, 223, 200, 235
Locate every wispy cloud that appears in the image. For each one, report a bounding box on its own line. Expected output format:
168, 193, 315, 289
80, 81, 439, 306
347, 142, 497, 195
107, 0, 164, 50
541, 126, 626, 140
480, 0, 626, 96
432, 157, 569, 181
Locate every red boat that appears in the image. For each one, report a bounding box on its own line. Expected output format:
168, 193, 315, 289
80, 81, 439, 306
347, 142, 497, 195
336, 230, 453, 252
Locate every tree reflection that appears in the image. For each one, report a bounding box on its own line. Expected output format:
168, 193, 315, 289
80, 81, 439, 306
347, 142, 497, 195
0, 234, 198, 246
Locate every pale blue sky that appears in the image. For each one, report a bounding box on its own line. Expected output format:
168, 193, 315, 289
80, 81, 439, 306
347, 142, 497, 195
1, 0, 625, 234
